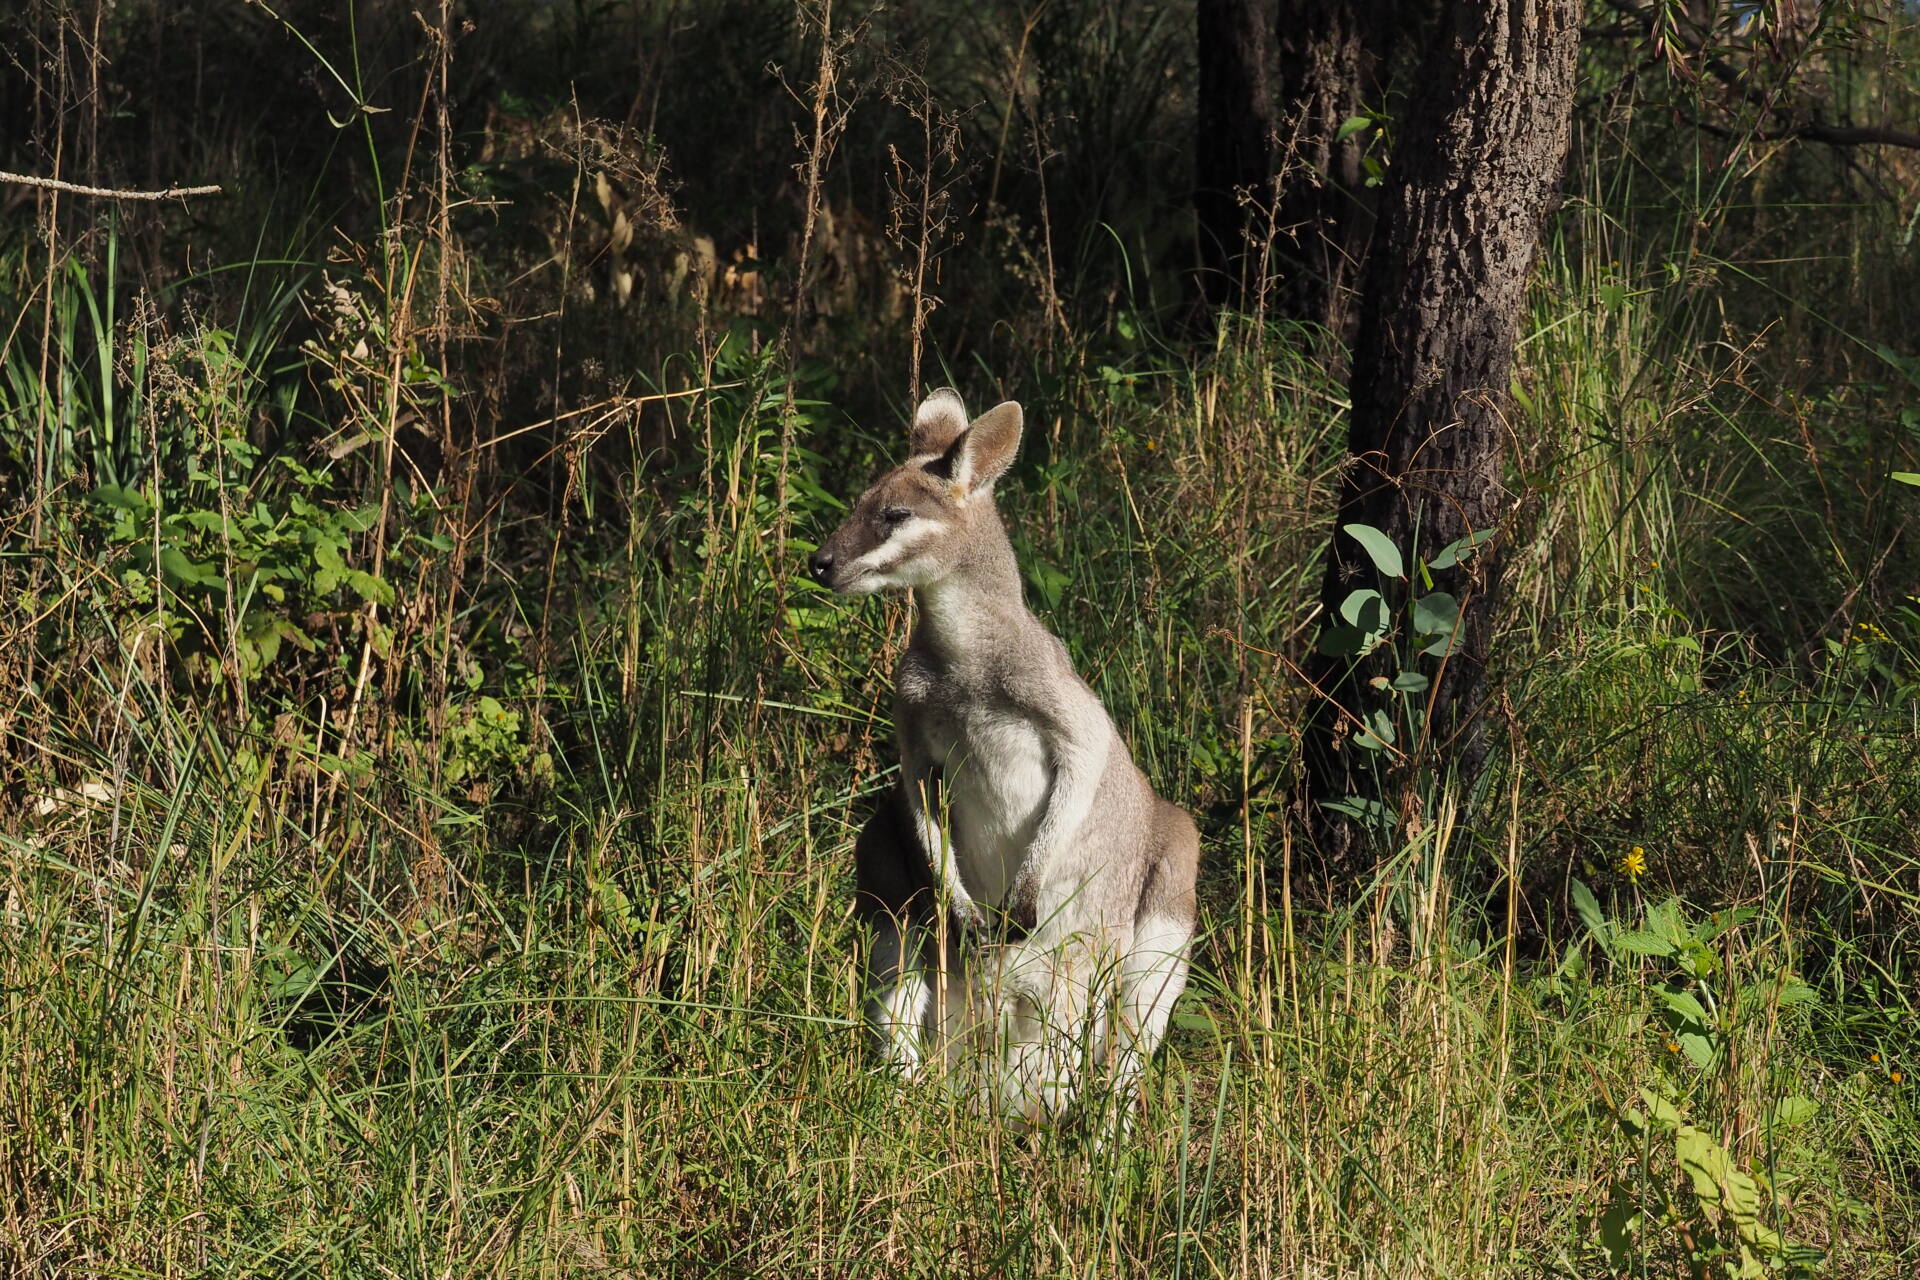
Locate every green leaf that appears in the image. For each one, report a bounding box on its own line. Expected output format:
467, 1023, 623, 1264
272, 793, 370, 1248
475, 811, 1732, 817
1675, 1125, 1731, 1201
1771, 1095, 1817, 1127
1430, 527, 1495, 569
1411, 591, 1459, 636
1874, 343, 1920, 390
1025, 559, 1070, 610
1678, 1031, 1716, 1068
1342, 523, 1404, 579
1612, 930, 1678, 958
1321, 795, 1396, 830
1596, 1184, 1641, 1269
1569, 878, 1607, 941
1656, 988, 1710, 1025
1891, 471, 1920, 487
160, 546, 219, 587
1334, 114, 1373, 144
1316, 624, 1370, 658
1421, 629, 1463, 658
90, 483, 149, 513
1353, 709, 1395, 751
1637, 1087, 1685, 1128
1775, 981, 1818, 1007
345, 570, 394, 606
1338, 588, 1387, 633
1643, 897, 1683, 943
1389, 671, 1429, 693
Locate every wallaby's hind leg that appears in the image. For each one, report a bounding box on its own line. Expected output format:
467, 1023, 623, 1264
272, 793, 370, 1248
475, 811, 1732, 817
1111, 912, 1193, 1098
1111, 804, 1201, 1103
853, 789, 937, 1079
979, 934, 1108, 1125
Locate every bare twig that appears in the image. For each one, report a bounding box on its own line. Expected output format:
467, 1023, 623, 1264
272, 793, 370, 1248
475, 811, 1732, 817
0, 169, 222, 199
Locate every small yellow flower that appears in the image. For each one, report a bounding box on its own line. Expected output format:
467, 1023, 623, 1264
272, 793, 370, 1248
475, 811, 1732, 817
1665, 1040, 1679, 1054
1893, 1071, 1905, 1085
1871, 1052, 1882, 1064
1619, 846, 1648, 881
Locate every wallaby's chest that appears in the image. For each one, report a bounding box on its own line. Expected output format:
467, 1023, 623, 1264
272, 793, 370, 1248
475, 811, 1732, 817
900, 663, 1052, 908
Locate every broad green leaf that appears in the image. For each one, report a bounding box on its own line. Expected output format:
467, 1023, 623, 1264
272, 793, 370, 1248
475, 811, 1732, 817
1678, 1031, 1715, 1068
1891, 471, 1920, 487
1643, 897, 1683, 942
1697, 905, 1756, 943
1316, 624, 1370, 658
1422, 629, 1463, 658
1656, 988, 1710, 1025
1637, 1087, 1685, 1128
1390, 671, 1429, 693
1675, 1125, 1731, 1201
91, 483, 149, 512
1569, 878, 1607, 940
1411, 591, 1459, 636
1353, 710, 1396, 751
1771, 1095, 1817, 1126
1875, 343, 1920, 390
1334, 114, 1373, 144
1775, 981, 1818, 1007
1338, 588, 1387, 633
1342, 523, 1404, 579
1613, 930, 1678, 957
160, 546, 218, 587
1430, 527, 1495, 569
1321, 795, 1396, 830
1596, 1184, 1641, 1268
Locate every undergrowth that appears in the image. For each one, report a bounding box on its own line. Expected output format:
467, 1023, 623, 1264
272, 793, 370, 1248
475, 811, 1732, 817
2, 1, 1918, 1276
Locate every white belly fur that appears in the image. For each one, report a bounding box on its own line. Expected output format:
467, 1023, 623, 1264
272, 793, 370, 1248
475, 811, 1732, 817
938, 712, 1051, 908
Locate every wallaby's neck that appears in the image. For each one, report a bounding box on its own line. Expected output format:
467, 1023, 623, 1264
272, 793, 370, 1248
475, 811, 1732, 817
909, 513, 1033, 660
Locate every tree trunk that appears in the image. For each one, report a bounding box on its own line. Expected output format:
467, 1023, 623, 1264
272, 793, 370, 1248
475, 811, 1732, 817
1194, 0, 1276, 311
1271, 0, 1393, 339
1300, 1, 1581, 880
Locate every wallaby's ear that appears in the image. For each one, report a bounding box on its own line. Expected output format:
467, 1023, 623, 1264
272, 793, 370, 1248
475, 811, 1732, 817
909, 387, 970, 458
940, 400, 1023, 496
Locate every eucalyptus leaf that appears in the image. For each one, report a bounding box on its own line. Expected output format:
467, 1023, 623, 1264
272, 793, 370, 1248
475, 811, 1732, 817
1353, 710, 1396, 751
1342, 523, 1404, 579
1430, 527, 1495, 569
1316, 624, 1370, 658
1339, 588, 1387, 633
1411, 591, 1459, 636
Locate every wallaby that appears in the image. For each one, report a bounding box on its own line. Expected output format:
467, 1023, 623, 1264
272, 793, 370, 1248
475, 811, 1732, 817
809, 388, 1200, 1124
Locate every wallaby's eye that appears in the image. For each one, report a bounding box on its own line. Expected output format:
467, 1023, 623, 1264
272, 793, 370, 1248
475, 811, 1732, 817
881, 506, 912, 525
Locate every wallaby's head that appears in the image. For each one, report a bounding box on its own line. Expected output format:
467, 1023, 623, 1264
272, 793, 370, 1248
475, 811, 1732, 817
809, 388, 1024, 595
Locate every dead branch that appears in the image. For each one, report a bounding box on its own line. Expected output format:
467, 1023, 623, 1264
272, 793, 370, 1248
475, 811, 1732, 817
0, 170, 223, 200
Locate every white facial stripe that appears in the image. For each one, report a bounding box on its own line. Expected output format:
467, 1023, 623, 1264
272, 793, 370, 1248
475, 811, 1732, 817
844, 517, 943, 583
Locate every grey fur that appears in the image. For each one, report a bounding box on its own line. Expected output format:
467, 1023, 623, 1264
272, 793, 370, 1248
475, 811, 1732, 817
811, 389, 1200, 1123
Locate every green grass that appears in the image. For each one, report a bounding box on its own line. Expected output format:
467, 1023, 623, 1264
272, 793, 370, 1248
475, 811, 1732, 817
5, 4, 1920, 1273
3, 326, 1916, 1275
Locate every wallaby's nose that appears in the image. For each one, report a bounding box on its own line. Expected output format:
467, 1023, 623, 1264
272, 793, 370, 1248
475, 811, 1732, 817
808, 549, 835, 584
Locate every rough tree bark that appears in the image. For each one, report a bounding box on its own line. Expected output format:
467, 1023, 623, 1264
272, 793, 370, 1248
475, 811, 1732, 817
1271, 0, 1393, 338
1194, 0, 1275, 311
1300, 1, 1581, 879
